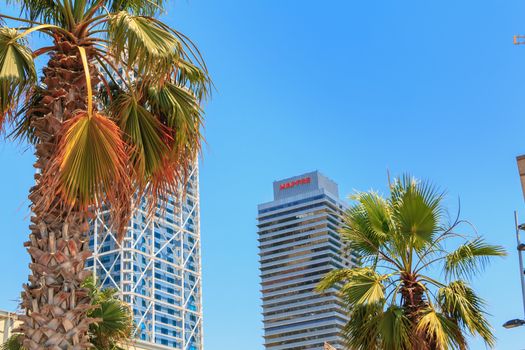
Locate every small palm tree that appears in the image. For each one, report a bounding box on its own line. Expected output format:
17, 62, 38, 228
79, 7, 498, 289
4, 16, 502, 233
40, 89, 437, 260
2, 278, 134, 350
0, 1, 209, 349
317, 175, 506, 350
84, 278, 134, 350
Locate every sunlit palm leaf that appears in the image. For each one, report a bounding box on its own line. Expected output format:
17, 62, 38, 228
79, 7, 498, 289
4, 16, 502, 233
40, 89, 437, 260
45, 112, 130, 214
146, 82, 202, 151
341, 205, 384, 258
317, 267, 386, 306
342, 303, 382, 350
390, 175, 443, 251
145, 82, 203, 199
444, 237, 506, 280
108, 11, 179, 77
0, 27, 36, 125
438, 281, 495, 347
110, 91, 170, 183
83, 277, 133, 349
416, 308, 466, 350
352, 191, 392, 240
173, 58, 211, 101
379, 305, 411, 350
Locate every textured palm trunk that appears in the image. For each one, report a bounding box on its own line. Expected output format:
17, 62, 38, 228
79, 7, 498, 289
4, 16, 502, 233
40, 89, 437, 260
18, 37, 99, 350
400, 272, 430, 350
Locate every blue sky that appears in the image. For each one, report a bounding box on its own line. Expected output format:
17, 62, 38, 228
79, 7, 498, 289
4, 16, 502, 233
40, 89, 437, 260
2, 0, 525, 349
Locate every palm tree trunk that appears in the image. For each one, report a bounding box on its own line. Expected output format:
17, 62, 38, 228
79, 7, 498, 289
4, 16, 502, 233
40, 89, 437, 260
400, 272, 429, 350
17, 37, 99, 350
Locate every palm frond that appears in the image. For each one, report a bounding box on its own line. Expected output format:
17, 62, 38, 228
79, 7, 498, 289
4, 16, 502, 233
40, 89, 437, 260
1, 334, 24, 350
83, 277, 134, 349
109, 91, 170, 184
106, 0, 166, 16
145, 81, 203, 201
9, 86, 42, 144
172, 57, 211, 101
5, 0, 66, 25
317, 267, 387, 306
444, 237, 506, 280
107, 11, 179, 77
415, 308, 466, 350
342, 303, 383, 350
43, 111, 131, 237
0, 27, 36, 127
353, 191, 392, 239
379, 305, 411, 350
390, 175, 444, 251
316, 268, 354, 292
438, 280, 496, 347
341, 204, 385, 258
146, 82, 203, 151
89, 298, 133, 349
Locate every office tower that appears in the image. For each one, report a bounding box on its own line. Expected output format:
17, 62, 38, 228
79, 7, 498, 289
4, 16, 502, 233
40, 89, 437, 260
257, 171, 358, 350
87, 163, 203, 350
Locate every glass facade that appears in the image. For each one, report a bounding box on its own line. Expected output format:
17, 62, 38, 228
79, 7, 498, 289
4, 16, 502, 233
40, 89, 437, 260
87, 164, 203, 350
258, 171, 357, 350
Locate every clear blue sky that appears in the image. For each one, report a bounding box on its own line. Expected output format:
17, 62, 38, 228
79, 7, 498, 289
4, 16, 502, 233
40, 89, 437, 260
1, 1, 525, 349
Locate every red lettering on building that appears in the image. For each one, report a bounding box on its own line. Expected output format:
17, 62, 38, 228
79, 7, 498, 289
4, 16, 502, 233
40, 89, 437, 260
279, 177, 311, 190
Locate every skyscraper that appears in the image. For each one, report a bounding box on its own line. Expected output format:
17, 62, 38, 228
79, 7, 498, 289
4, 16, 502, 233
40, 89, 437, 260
257, 171, 358, 350
87, 163, 203, 350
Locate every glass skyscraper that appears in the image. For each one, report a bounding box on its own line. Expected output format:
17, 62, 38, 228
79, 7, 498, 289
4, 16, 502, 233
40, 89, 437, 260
87, 164, 203, 350
257, 171, 358, 350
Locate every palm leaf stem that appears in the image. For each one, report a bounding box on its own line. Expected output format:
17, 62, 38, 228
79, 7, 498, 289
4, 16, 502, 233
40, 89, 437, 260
0, 13, 44, 26
94, 51, 132, 90
419, 274, 446, 288
413, 231, 467, 271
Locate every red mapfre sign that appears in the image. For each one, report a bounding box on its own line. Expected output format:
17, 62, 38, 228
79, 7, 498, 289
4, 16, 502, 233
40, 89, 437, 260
279, 177, 311, 190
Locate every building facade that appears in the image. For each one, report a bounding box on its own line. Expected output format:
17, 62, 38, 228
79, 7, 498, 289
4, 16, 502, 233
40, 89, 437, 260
87, 164, 203, 350
257, 171, 357, 350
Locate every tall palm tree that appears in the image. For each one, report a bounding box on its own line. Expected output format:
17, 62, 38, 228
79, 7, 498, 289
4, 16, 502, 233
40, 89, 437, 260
0, 1, 209, 349
2, 278, 134, 350
317, 176, 506, 350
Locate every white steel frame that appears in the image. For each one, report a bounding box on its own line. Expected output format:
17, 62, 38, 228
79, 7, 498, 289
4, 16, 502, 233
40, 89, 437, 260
88, 163, 203, 350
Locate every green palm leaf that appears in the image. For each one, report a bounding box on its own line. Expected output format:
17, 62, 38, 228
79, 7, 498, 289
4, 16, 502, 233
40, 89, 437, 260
379, 305, 411, 350
341, 204, 384, 258
110, 91, 170, 182
438, 280, 495, 347
444, 237, 506, 280
0, 27, 36, 123
146, 82, 203, 152
415, 308, 466, 350
317, 267, 387, 306
42, 112, 131, 238
353, 191, 392, 239
317, 174, 503, 349
108, 11, 179, 77
5, 0, 64, 25
1, 334, 24, 350
342, 303, 382, 350
390, 176, 444, 250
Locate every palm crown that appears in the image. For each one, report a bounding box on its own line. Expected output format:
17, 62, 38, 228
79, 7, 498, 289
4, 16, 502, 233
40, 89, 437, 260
1, 0, 209, 227
317, 176, 506, 350
0, 1, 209, 349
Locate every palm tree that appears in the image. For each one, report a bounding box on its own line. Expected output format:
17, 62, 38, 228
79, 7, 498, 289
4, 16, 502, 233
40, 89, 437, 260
84, 278, 134, 350
2, 278, 134, 350
317, 175, 506, 350
0, 1, 209, 349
